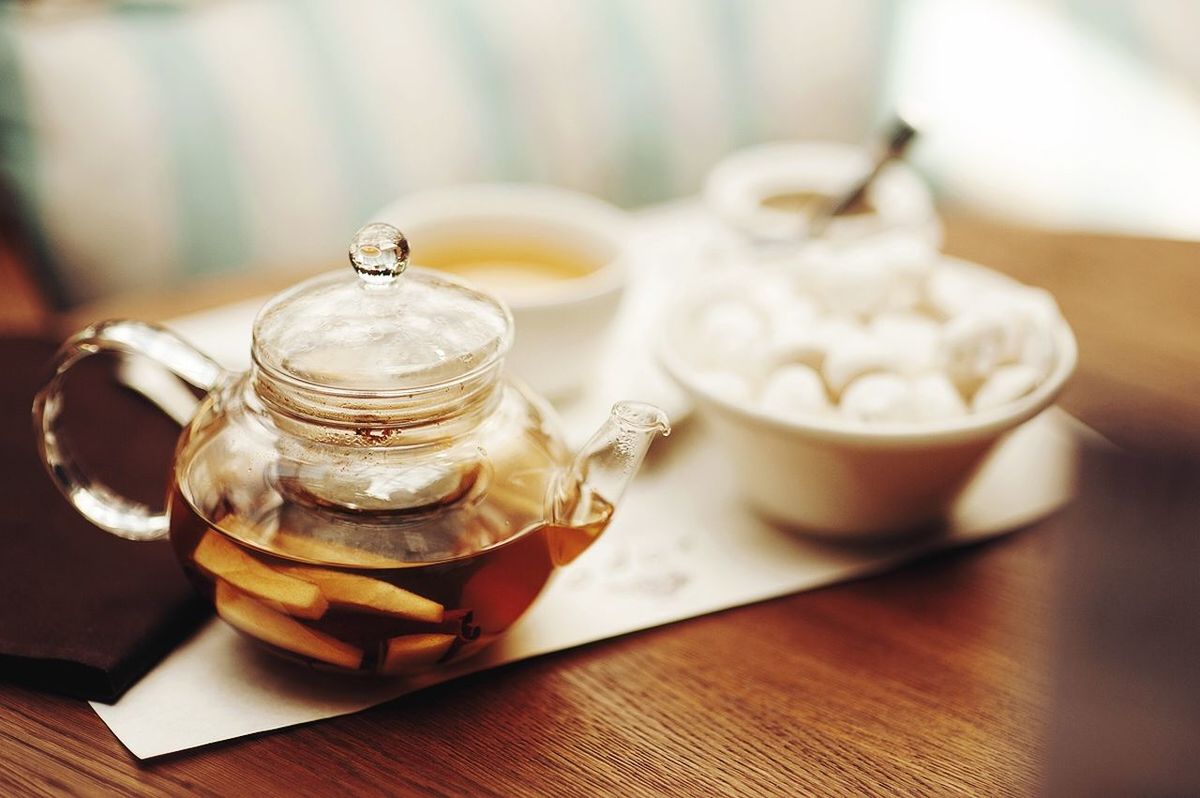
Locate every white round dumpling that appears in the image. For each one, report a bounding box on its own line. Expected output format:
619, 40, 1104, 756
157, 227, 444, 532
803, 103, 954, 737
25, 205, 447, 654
840, 373, 914, 423
767, 322, 825, 371
776, 240, 837, 283
873, 235, 936, 312
695, 370, 755, 404
763, 292, 821, 343
759, 364, 831, 420
872, 232, 935, 270
690, 299, 770, 372
817, 315, 864, 341
924, 266, 977, 319
923, 263, 1010, 320
972, 364, 1041, 411
870, 312, 940, 375
823, 331, 903, 395
981, 286, 1062, 378
768, 315, 858, 371
908, 374, 967, 421
1017, 320, 1057, 380
939, 308, 1021, 392
811, 254, 894, 318
746, 274, 817, 323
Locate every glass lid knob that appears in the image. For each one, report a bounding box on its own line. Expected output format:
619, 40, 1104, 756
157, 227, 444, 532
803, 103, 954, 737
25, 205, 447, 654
349, 222, 409, 286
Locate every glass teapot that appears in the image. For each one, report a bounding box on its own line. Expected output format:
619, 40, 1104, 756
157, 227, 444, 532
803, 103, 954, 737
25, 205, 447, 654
33, 224, 668, 676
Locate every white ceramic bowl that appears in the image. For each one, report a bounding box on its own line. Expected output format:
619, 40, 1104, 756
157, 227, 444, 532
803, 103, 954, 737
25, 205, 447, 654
704, 140, 942, 248
659, 263, 1078, 539
373, 184, 631, 399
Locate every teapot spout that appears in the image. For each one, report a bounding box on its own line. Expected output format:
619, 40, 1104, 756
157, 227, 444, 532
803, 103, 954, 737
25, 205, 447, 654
549, 401, 670, 528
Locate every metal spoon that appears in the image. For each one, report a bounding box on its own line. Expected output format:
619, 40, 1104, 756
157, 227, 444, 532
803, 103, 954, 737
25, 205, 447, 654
807, 113, 920, 238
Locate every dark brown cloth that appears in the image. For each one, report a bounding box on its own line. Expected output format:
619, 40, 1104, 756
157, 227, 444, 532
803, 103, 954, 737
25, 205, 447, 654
0, 337, 208, 703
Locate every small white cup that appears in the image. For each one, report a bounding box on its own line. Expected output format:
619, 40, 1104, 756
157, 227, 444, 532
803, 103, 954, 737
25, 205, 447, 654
373, 184, 631, 399
704, 140, 942, 248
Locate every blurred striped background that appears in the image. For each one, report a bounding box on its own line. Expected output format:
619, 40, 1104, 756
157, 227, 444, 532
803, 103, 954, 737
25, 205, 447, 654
1, 1, 1196, 305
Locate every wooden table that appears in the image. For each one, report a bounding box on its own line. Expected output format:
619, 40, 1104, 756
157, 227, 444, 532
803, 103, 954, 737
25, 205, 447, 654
2, 214, 1197, 796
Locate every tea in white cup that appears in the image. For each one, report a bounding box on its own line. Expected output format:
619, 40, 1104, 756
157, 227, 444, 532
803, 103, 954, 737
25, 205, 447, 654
413, 238, 603, 301
373, 184, 630, 399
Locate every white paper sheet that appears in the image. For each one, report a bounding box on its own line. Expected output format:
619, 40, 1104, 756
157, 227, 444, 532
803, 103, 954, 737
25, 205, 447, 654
93, 206, 1085, 758
92, 406, 1080, 759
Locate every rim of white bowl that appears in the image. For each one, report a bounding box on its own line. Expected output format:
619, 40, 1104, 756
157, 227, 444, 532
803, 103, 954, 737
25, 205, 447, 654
658, 258, 1079, 449
703, 140, 937, 241
371, 183, 630, 310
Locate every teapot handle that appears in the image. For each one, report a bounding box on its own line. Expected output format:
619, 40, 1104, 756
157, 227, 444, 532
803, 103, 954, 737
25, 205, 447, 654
32, 320, 227, 541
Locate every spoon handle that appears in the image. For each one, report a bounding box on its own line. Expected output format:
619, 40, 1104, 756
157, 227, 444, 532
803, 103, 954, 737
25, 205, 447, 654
809, 115, 919, 236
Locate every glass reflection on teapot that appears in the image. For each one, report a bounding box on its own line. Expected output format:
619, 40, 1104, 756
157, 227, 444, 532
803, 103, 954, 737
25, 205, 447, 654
33, 223, 668, 676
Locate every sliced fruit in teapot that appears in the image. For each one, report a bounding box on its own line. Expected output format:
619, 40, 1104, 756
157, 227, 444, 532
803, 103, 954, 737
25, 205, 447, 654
380, 634, 458, 675
274, 564, 444, 623
193, 531, 328, 620
215, 581, 363, 670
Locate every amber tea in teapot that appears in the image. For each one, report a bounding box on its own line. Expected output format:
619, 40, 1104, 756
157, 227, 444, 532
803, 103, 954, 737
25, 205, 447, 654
168, 454, 614, 675
34, 223, 666, 678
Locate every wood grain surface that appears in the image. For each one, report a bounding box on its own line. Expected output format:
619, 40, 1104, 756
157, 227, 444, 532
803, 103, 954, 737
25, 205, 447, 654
1, 214, 1197, 796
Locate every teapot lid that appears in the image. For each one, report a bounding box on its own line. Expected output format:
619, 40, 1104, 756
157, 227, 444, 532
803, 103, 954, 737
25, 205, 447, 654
252, 223, 513, 392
